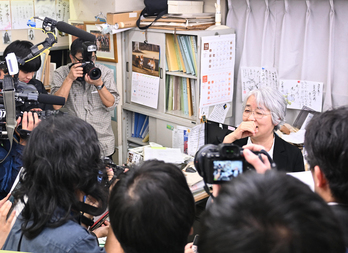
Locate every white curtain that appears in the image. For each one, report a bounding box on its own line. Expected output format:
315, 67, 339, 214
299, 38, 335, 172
226, 0, 348, 125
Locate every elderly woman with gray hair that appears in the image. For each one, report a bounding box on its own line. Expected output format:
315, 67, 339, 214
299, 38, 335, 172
224, 87, 304, 172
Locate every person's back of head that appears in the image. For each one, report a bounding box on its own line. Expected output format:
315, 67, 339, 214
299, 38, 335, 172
109, 160, 195, 253
198, 171, 345, 253
16, 114, 107, 239
3, 40, 41, 73
304, 106, 348, 204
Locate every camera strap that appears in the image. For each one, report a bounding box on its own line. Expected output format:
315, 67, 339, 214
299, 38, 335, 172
0, 76, 17, 163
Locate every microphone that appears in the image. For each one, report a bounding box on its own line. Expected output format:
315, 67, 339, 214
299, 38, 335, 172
38, 94, 65, 106
56, 21, 96, 42
0, 94, 65, 106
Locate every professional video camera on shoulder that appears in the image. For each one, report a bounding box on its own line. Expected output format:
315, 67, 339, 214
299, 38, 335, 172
70, 41, 101, 82
194, 143, 274, 184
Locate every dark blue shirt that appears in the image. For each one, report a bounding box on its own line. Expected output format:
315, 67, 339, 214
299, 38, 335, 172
3, 212, 105, 253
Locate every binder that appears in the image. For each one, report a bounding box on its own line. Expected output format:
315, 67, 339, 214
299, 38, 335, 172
174, 35, 186, 73
187, 78, 193, 116
141, 123, 149, 139
180, 78, 184, 112
135, 114, 147, 138
166, 34, 180, 71
177, 35, 191, 74
179, 35, 195, 75
168, 76, 174, 111
182, 78, 189, 115
132, 112, 139, 137
139, 116, 149, 138
188, 36, 198, 74
173, 76, 180, 110
165, 76, 171, 110
191, 80, 197, 117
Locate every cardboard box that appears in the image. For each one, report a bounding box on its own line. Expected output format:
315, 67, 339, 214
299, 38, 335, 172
107, 10, 142, 25
168, 1, 204, 14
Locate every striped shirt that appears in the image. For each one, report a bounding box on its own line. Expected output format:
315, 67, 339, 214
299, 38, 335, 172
51, 63, 120, 156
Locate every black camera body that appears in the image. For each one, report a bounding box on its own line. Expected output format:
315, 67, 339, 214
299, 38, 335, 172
70, 61, 101, 82
80, 61, 101, 80
194, 143, 261, 184
0, 108, 62, 139
70, 42, 101, 82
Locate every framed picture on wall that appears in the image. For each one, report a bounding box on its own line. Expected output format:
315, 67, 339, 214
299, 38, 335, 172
68, 20, 85, 45
84, 22, 118, 63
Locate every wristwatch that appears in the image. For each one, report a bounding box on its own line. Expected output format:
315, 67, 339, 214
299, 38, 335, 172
96, 83, 104, 90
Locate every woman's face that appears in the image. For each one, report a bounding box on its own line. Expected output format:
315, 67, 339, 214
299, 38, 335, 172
18, 70, 35, 83
243, 95, 275, 140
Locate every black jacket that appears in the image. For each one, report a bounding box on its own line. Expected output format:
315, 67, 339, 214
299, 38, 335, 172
330, 204, 348, 248
233, 134, 305, 172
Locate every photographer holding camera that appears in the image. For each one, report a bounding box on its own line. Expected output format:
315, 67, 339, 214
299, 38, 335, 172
0, 40, 53, 112
52, 38, 120, 159
0, 40, 51, 199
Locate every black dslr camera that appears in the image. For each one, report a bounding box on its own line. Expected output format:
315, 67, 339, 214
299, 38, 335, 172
194, 143, 270, 184
70, 41, 101, 82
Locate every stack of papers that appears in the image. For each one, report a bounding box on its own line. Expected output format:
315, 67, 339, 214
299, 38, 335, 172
143, 147, 185, 164
140, 13, 215, 30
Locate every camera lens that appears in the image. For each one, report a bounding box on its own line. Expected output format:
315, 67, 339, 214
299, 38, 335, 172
84, 63, 102, 80
89, 67, 101, 80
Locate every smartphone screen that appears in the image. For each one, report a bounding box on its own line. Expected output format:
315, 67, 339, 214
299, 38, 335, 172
213, 160, 243, 181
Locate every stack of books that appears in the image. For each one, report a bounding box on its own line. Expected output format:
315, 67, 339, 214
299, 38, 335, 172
140, 13, 215, 30
165, 34, 198, 75
166, 76, 197, 117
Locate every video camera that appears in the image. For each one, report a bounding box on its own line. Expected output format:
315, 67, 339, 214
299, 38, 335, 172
194, 143, 273, 184
0, 63, 64, 139
69, 42, 101, 82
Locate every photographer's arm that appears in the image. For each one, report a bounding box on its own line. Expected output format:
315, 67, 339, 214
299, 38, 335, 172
52, 63, 83, 110
242, 144, 271, 173
85, 75, 115, 108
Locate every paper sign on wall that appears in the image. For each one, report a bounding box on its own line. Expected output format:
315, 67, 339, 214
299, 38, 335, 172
240, 66, 278, 101
279, 80, 323, 112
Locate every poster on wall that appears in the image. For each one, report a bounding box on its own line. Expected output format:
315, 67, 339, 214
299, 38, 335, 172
279, 80, 323, 112
200, 34, 235, 108
0, 1, 11, 30
240, 66, 279, 101
11, 0, 34, 29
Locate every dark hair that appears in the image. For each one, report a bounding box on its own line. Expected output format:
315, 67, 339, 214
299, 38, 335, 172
3, 40, 41, 73
70, 38, 85, 57
15, 114, 107, 239
198, 171, 345, 253
109, 160, 196, 253
304, 106, 348, 204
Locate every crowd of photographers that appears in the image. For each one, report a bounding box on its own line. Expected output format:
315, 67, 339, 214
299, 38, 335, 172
0, 38, 347, 253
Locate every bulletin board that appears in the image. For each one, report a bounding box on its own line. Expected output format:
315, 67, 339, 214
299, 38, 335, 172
0, 0, 70, 54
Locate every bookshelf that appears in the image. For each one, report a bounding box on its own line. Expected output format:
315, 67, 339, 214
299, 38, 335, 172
121, 28, 234, 163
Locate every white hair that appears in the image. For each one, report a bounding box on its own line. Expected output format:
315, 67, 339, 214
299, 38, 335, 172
243, 87, 287, 130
